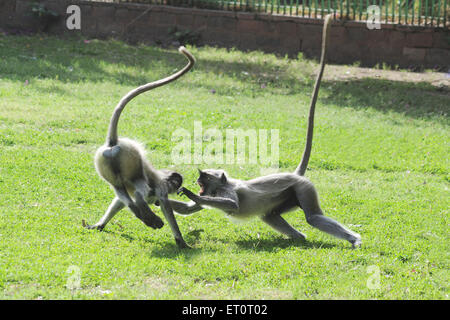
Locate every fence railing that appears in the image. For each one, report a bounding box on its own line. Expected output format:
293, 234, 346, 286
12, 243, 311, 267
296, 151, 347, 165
91, 0, 449, 27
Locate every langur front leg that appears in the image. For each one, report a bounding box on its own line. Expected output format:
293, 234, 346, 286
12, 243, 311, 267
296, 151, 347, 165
85, 197, 125, 230
158, 195, 190, 249
168, 199, 203, 215
178, 187, 239, 213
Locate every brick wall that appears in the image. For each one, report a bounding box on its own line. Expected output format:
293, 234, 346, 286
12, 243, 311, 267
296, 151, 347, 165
1, 0, 449, 68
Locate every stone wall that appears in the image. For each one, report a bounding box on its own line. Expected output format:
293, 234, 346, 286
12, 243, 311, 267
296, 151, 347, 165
1, 0, 449, 68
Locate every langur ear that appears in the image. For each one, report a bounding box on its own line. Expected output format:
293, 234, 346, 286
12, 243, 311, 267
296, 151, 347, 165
198, 168, 204, 176
221, 173, 227, 183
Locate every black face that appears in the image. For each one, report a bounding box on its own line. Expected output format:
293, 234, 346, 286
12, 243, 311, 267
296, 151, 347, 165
197, 169, 227, 196
161, 170, 183, 194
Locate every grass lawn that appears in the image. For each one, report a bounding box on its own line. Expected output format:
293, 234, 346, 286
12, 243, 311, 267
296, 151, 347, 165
0, 33, 448, 299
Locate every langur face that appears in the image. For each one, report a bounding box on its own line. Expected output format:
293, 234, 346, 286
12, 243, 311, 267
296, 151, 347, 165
161, 170, 183, 194
197, 169, 227, 196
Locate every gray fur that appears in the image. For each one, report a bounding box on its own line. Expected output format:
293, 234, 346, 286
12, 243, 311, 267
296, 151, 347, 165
177, 170, 361, 248
85, 47, 196, 249
174, 17, 362, 248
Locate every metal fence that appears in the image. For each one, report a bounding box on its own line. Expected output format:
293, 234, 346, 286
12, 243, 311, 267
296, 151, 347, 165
93, 0, 449, 27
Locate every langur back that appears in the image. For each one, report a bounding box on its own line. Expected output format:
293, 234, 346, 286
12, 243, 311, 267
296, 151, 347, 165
95, 138, 146, 187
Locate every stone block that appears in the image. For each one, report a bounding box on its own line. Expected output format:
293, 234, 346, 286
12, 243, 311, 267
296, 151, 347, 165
93, 5, 115, 20
237, 19, 265, 34
176, 13, 194, 27
276, 21, 297, 36
403, 47, 427, 61
425, 48, 450, 68
150, 11, 176, 26
208, 16, 236, 32
406, 32, 433, 48
432, 31, 450, 49
193, 14, 208, 29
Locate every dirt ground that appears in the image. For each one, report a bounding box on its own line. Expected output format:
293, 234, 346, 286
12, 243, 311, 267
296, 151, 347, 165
325, 65, 450, 91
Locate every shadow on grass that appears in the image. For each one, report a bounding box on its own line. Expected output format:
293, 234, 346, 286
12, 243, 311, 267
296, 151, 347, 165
1, 34, 447, 124
101, 227, 205, 259
97, 227, 346, 259
99, 229, 138, 243
1, 35, 303, 89
147, 228, 207, 259
0, 35, 182, 85
149, 243, 203, 259
148, 237, 344, 259
234, 237, 341, 251
322, 78, 449, 124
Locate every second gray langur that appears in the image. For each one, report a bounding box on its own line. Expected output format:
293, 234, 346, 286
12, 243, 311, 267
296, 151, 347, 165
83, 46, 195, 249
172, 15, 362, 248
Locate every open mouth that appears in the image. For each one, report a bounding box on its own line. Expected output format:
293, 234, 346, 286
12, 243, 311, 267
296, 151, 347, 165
198, 181, 205, 195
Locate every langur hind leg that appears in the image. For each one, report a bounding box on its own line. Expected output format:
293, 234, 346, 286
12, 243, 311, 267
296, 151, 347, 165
306, 213, 362, 248
85, 197, 125, 230
296, 186, 362, 248
113, 185, 161, 229
135, 180, 189, 248
261, 214, 307, 240
133, 179, 164, 229
261, 197, 306, 240
134, 192, 164, 229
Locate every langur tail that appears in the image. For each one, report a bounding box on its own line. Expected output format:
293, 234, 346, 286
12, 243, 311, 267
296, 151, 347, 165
295, 14, 332, 176
106, 46, 196, 147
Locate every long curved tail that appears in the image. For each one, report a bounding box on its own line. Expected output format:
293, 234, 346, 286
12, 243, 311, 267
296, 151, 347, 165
106, 46, 196, 147
294, 14, 332, 176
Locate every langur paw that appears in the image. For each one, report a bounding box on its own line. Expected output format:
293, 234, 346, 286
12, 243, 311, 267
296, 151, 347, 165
82, 220, 104, 231
351, 238, 362, 249
153, 217, 164, 229
144, 216, 164, 229
177, 187, 197, 201
288, 234, 307, 241
177, 187, 187, 196
177, 187, 188, 197
290, 231, 307, 240
176, 238, 191, 249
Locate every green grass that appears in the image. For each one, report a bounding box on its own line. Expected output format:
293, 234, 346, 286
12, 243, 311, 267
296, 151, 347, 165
0, 34, 448, 299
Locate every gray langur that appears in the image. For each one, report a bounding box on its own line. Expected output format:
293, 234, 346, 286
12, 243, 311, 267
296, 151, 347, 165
82, 47, 195, 249
172, 16, 362, 248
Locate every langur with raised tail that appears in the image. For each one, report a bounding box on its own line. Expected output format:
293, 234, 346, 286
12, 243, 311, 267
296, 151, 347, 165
83, 47, 195, 249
